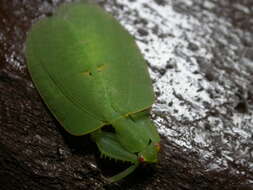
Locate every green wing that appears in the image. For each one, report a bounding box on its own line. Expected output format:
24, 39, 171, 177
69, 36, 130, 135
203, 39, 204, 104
25, 3, 154, 135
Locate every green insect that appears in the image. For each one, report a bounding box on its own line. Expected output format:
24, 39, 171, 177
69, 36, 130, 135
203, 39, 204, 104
25, 2, 160, 182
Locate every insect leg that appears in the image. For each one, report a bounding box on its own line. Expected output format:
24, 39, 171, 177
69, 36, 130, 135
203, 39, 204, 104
91, 130, 138, 182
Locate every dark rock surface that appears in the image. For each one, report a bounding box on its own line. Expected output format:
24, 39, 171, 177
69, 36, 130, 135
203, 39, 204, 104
0, 0, 252, 189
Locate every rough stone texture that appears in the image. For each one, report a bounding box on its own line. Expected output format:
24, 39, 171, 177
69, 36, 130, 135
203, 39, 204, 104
0, 0, 252, 189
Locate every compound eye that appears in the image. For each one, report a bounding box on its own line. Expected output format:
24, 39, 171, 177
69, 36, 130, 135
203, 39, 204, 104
138, 155, 145, 162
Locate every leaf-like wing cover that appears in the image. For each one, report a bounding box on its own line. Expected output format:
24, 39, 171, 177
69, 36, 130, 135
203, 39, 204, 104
26, 3, 154, 135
